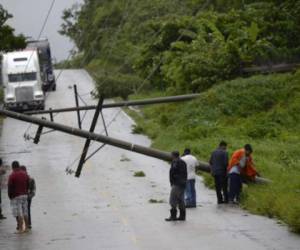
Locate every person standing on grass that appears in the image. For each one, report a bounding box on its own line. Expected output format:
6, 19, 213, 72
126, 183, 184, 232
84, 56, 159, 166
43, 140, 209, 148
181, 148, 198, 208
165, 151, 187, 222
209, 141, 229, 204
0, 158, 7, 220
227, 144, 257, 204
20, 166, 36, 229
8, 161, 29, 233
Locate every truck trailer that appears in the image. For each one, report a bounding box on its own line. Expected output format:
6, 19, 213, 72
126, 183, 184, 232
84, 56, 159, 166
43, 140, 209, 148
27, 39, 56, 91
1, 50, 45, 111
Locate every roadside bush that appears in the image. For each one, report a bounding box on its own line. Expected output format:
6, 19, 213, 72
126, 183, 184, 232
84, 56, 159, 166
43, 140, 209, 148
92, 72, 146, 100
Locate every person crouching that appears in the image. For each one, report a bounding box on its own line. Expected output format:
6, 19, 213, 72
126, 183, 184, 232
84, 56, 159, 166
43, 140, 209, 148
227, 144, 257, 204
165, 151, 187, 222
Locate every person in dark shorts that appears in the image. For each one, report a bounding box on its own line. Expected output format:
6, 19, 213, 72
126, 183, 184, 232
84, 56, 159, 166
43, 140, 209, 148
165, 151, 187, 221
20, 166, 36, 229
209, 141, 229, 204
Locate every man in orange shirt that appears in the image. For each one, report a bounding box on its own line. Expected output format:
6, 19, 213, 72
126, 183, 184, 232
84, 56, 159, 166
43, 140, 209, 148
227, 144, 257, 204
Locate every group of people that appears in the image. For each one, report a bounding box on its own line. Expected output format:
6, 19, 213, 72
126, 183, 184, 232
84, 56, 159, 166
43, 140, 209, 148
1, 143, 257, 229
165, 142, 257, 221
0, 159, 36, 233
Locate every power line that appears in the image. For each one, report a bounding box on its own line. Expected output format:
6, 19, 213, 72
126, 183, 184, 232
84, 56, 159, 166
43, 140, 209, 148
23, 0, 56, 74
37, 0, 56, 39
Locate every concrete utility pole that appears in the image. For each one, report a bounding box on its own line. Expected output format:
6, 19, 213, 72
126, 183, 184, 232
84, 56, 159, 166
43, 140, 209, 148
24, 94, 201, 115
0, 108, 208, 169
0, 108, 270, 183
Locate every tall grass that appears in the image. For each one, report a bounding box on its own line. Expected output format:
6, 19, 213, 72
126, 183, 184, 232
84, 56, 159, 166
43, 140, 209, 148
128, 72, 300, 233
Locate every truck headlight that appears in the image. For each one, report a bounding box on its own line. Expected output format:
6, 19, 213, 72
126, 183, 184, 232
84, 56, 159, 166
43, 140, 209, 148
34, 94, 44, 99
6, 96, 15, 102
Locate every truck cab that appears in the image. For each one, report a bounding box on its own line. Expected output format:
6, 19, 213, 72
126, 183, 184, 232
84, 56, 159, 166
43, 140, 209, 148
1, 50, 45, 111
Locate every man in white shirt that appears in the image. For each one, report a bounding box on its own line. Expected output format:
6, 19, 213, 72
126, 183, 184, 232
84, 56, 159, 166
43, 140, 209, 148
181, 149, 198, 208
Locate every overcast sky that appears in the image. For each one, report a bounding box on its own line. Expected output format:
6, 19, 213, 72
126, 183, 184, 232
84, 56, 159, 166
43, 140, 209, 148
0, 0, 83, 61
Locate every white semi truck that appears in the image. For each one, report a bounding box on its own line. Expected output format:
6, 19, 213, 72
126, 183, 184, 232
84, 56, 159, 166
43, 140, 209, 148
1, 50, 45, 111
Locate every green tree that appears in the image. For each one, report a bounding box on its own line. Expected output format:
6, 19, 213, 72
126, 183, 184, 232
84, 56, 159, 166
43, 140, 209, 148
0, 5, 26, 51
60, 0, 300, 96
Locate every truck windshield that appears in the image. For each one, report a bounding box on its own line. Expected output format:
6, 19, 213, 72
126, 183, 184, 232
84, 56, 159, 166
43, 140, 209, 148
8, 73, 37, 82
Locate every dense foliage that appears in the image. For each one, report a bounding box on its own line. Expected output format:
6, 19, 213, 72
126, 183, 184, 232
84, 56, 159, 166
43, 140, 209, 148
0, 5, 26, 51
60, 0, 300, 97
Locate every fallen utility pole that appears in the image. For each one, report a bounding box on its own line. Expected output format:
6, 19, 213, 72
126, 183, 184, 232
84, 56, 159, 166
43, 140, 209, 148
0, 108, 209, 171
0, 108, 270, 183
25, 94, 201, 115
242, 63, 300, 74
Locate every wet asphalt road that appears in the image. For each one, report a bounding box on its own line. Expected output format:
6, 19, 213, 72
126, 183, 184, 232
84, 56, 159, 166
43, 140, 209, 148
0, 70, 299, 250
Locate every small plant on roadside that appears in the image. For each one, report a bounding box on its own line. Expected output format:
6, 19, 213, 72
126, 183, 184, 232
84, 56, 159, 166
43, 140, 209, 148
132, 124, 145, 134
149, 199, 164, 203
133, 171, 146, 177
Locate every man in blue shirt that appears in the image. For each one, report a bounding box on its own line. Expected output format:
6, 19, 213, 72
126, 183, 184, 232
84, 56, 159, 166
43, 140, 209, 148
209, 141, 229, 204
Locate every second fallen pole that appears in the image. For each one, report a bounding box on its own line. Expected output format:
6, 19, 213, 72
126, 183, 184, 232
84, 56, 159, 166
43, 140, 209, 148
25, 94, 201, 115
